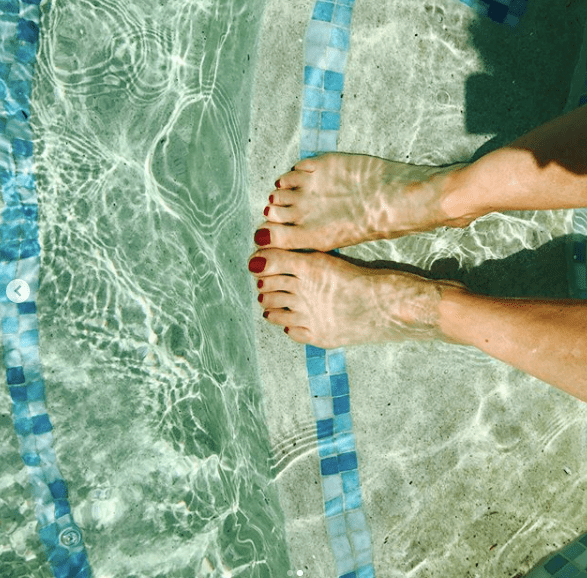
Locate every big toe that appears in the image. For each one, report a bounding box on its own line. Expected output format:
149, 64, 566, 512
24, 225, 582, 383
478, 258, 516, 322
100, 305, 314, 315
256, 223, 320, 251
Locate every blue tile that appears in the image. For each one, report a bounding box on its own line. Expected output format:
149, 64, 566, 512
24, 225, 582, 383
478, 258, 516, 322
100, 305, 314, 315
318, 437, 336, 457
334, 432, 355, 453
559, 565, 580, 578
545, 555, 569, 575
317, 418, 334, 439
12, 138, 33, 157
345, 487, 362, 509
38, 524, 59, 548
334, 412, 352, 433
18, 300, 36, 314
312, 1, 334, 22
325, 495, 344, 516
310, 374, 331, 397
324, 70, 344, 91
32, 414, 53, 435
357, 564, 376, 578
321, 111, 340, 131
26, 380, 44, 401
331, 373, 349, 396
307, 355, 326, 375
306, 344, 325, 358
333, 394, 350, 415
563, 542, 586, 561
304, 65, 324, 87
321, 456, 339, 475
338, 451, 358, 471
327, 351, 345, 373
22, 452, 40, 466
338, 0, 355, 5
323, 90, 342, 111
303, 109, 320, 129
8, 385, 26, 401
2, 1, 20, 13
333, 6, 352, 27
17, 19, 39, 44
330, 27, 349, 51
55, 499, 71, 518
303, 86, 323, 108
2, 316, 18, 334
6, 365, 25, 384
341, 572, 357, 578
14, 417, 32, 435
49, 479, 68, 500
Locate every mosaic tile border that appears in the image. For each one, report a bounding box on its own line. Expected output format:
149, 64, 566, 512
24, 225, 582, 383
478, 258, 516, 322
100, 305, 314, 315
299, 2, 376, 577
0, 1, 93, 577
526, 532, 587, 578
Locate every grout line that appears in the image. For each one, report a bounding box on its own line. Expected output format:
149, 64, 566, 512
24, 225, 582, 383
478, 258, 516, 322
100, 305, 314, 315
0, 2, 93, 577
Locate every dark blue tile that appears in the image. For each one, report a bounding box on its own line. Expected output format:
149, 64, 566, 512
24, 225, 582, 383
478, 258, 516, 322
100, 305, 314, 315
317, 418, 334, 439
321, 456, 339, 475
18, 300, 37, 314
18, 19, 39, 44
38, 523, 59, 548
48, 479, 68, 499
21, 238, 41, 258
333, 394, 350, 415
330, 373, 349, 396
32, 414, 53, 435
6, 365, 25, 385
9, 386, 27, 402
545, 555, 569, 575
341, 572, 357, 578
306, 344, 325, 357
338, 451, 358, 471
55, 499, 71, 518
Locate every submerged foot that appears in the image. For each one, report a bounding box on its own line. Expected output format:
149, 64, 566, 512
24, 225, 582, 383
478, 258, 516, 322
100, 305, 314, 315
248, 248, 465, 349
254, 152, 468, 252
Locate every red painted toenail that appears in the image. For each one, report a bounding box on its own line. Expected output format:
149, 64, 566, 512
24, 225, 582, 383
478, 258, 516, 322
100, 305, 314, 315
258, 294, 263, 303
275, 179, 281, 189
257, 279, 263, 289
254, 229, 270, 246
284, 327, 290, 334
269, 194, 274, 204
263, 311, 269, 318
248, 257, 266, 273
263, 206, 269, 217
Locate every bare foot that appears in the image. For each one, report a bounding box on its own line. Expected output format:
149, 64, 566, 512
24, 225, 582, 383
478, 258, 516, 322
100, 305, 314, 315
248, 248, 466, 349
255, 152, 469, 252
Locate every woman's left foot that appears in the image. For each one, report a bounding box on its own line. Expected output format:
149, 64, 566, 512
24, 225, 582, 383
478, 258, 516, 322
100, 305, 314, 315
248, 248, 454, 349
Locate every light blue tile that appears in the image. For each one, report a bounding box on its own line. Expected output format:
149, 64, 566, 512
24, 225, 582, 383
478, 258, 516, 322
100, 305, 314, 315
303, 86, 323, 109
312, 397, 332, 420
321, 111, 340, 131
322, 473, 343, 501
351, 530, 371, 552
323, 89, 342, 111
346, 509, 366, 531
334, 412, 352, 433
302, 109, 320, 129
333, 6, 352, 27
325, 495, 344, 517
323, 46, 347, 73
330, 27, 349, 51
344, 488, 362, 509
327, 350, 346, 373
334, 432, 355, 453
356, 548, 373, 568
318, 437, 336, 457
326, 515, 347, 537
318, 130, 338, 151
309, 374, 331, 396
357, 564, 376, 578
331, 534, 353, 566
304, 65, 324, 87
324, 70, 344, 91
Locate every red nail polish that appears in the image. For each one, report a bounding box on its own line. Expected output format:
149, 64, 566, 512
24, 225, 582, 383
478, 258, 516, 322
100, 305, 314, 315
248, 257, 266, 273
269, 194, 274, 204
258, 294, 263, 303
275, 179, 281, 189
263, 311, 269, 318
254, 229, 270, 246
284, 327, 289, 334
263, 206, 269, 217
257, 279, 263, 289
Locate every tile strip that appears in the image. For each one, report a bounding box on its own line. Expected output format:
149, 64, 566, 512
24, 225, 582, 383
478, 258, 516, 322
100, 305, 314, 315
0, 1, 93, 577
453, 0, 529, 26
300, 2, 376, 577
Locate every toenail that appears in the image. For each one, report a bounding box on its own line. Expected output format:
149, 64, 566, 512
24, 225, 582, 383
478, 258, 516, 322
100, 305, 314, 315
257, 279, 263, 289
258, 294, 263, 303
269, 194, 274, 204
263, 206, 269, 217
263, 311, 269, 318
275, 179, 281, 189
284, 327, 289, 333
254, 229, 271, 246
248, 256, 266, 273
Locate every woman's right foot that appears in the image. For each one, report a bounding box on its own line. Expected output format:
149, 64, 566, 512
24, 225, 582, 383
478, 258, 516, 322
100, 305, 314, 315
255, 152, 470, 252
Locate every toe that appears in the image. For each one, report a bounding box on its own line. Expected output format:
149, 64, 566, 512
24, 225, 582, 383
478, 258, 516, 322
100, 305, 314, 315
277, 169, 305, 190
